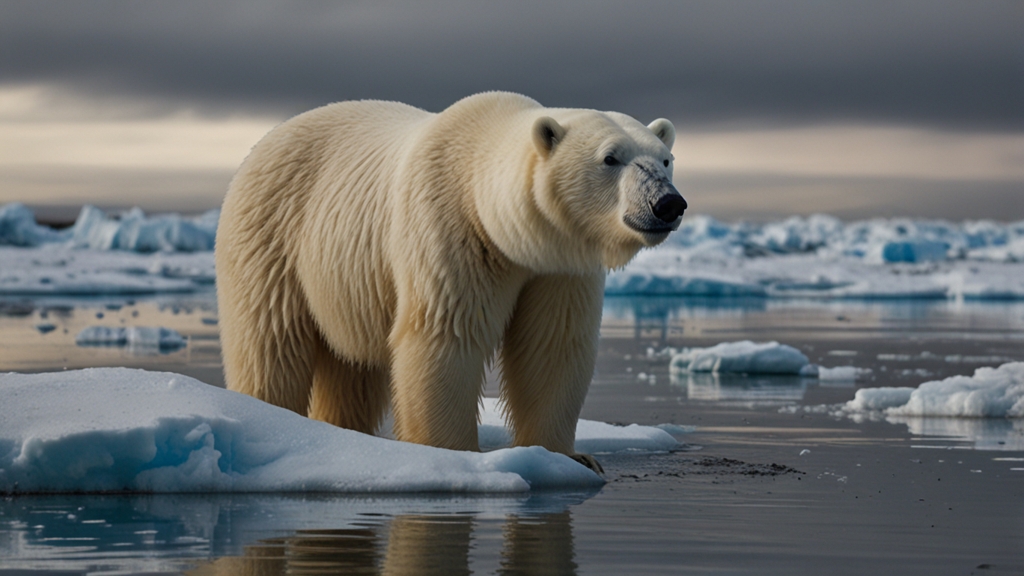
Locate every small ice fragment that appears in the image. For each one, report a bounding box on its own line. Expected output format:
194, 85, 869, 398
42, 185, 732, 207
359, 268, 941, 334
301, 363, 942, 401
799, 449, 811, 456
827, 350, 857, 357
35, 323, 56, 334
817, 366, 873, 381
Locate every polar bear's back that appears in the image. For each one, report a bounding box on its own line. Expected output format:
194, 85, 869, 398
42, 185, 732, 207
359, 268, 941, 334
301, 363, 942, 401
218, 100, 433, 367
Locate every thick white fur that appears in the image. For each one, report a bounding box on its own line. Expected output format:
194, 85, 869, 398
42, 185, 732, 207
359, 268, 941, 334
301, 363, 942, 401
216, 92, 676, 457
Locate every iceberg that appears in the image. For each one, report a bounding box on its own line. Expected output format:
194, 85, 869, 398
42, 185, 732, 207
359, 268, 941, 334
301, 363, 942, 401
0, 369, 680, 494
0, 203, 71, 247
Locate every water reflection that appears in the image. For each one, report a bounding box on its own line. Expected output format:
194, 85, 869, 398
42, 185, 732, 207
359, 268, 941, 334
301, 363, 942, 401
670, 371, 809, 404
0, 491, 594, 575
892, 416, 1024, 451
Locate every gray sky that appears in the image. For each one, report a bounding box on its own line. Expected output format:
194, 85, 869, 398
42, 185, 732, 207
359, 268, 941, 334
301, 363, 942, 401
1, 0, 1022, 221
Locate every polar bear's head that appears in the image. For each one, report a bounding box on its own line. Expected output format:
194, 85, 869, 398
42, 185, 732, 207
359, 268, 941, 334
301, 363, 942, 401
530, 111, 686, 269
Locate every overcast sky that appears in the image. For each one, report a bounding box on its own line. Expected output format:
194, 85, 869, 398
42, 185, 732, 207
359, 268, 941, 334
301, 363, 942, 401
1, 0, 1021, 221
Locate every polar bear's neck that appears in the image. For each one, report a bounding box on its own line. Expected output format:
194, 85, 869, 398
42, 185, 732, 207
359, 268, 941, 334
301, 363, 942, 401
468, 114, 606, 276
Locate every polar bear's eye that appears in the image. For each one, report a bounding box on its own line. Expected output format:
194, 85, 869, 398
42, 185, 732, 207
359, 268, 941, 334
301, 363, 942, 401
604, 155, 620, 166
663, 159, 670, 167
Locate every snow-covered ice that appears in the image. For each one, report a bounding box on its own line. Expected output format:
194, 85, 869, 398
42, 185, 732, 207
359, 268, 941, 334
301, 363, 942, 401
609, 214, 1024, 300
76, 326, 186, 350
0, 369, 683, 494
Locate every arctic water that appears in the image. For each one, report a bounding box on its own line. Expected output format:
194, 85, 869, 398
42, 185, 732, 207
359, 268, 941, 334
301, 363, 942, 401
3, 290, 1023, 574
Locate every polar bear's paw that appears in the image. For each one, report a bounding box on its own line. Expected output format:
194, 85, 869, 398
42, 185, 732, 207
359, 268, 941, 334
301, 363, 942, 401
570, 453, 604, 475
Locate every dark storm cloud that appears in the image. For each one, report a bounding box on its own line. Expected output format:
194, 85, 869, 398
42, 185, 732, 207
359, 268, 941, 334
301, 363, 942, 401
1, 0, 1021, 130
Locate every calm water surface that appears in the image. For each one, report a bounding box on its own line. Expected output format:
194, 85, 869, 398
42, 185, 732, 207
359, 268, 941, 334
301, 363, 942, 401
2, 292, 1023, 574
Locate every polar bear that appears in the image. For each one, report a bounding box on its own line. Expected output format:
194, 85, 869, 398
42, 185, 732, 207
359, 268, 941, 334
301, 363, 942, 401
215, 92, 685, 471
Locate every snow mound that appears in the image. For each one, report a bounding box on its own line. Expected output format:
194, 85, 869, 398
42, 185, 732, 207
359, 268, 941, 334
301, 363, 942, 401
76, 326, 186, 350
477, 398, 681, 454
669, 341, 811, 375
0, 369, 692, 494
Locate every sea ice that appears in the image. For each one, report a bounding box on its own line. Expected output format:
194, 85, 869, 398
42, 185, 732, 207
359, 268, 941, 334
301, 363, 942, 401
0, 369, 678, 494
669, 341, 811, 375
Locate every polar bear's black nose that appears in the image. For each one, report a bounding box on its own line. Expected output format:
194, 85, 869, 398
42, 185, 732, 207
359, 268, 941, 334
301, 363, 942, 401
651, 188, 687, 222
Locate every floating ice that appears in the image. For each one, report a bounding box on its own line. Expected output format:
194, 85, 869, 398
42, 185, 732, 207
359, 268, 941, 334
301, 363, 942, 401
669, 341, 811, 375
815, 366, 874, 381
0, 369, 689, 494
794, 362, 1024, 419
888, 363, 1024, 418
76, 326, 186, 350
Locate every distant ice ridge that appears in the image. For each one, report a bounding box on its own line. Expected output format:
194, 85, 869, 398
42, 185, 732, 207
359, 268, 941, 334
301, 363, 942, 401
659, 214, 1024, 264
4, 204, 1024, 300
0, 203, 218, 252
609, 214, 1024, 300
76, 326, 186, 350
0, 369, 682, 494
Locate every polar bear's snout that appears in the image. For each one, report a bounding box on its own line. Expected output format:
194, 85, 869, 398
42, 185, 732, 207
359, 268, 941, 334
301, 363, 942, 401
651, 184, 687, 223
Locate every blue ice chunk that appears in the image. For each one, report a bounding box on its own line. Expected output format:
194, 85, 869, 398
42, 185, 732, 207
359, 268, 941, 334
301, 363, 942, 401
881, 240, 949, 263
69, 205, 219, 252
0, 203, 70, 247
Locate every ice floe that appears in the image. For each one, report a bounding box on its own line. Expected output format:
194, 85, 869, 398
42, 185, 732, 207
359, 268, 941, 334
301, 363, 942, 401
0, 369, 681, 494
782, 363, 1024, 449
669, 341, 813, 375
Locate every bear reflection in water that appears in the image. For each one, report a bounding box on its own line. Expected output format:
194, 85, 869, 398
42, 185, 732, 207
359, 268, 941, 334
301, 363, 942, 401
190, 511, 577, 576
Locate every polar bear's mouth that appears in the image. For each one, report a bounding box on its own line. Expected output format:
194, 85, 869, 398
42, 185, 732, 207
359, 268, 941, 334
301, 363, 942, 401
622, 214, 677, 235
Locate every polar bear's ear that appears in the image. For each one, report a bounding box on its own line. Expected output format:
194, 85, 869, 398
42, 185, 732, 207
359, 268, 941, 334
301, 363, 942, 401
532, 116, 566, 158
647, 118, 676, 149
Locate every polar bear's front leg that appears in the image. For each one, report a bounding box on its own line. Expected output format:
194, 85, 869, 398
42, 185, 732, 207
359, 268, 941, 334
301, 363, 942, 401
389, 303, 489, 451
500, 273, 604, 464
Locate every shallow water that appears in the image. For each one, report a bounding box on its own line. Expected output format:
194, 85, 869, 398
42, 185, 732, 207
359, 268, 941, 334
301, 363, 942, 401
2, 293, 1023, 574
